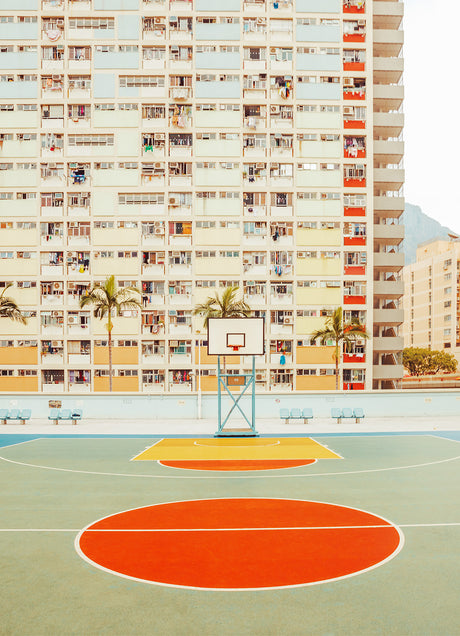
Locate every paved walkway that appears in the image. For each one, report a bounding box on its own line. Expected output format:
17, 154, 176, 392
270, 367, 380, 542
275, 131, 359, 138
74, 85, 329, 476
1, 415, 459, 436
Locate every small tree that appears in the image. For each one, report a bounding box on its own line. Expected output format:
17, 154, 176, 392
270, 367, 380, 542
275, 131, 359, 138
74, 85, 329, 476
80, 275, 141, 391
403, 347, 458, 376
310, 306, 368, 390
0, 284, 27, 324
430, 350, 458, 374
193, 286, 251, 371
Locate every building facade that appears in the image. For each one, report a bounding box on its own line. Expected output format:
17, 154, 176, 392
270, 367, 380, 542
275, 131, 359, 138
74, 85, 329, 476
0, 0, 404, 393
403, 237, 460, 363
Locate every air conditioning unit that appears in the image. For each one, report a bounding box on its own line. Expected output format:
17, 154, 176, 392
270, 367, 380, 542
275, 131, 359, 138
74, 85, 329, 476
154, 162, 162, 168
52, 74, 61, 80
284, 316, 293, 324
68, 315, 77, 324
343, 106, 354, 115
155, 17, 162, 24
56, 19, 64, 26
51, 341, 60, 348
256, 373, 264, 381
67, 251, 74, 257
357, 20, 366, 26
271, 105, 280, 114
48, 162, 56, 169
169, 197, 177, 204
154, 227, 163, 234
343, 78, 354, 86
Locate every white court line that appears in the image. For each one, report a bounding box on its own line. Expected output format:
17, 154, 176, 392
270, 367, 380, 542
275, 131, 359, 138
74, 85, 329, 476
0, 451, 459, 480
428, 434, 460, 444
1, 522, 459, 533
193, 440, 281, 448
309, 437, 344, 459
130, 438, 164, 462
0, 438, 39, 450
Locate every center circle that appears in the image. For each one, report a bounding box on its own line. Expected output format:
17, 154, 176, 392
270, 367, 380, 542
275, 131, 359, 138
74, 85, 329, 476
76, 498, 403, 590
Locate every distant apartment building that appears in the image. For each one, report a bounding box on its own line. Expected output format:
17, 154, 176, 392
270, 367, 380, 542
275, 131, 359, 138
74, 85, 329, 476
0, 0, 404, 393
403, 236, 460, 362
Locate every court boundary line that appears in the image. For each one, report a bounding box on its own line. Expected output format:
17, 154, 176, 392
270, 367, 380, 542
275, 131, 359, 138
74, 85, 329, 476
428, 433, 460, 444
1, 522, 459, 532
310, 436, 344, 459
0, 438, 39, 450
1, 449, 459, 480
130, 438, 164, 462
74, 496, 405, 591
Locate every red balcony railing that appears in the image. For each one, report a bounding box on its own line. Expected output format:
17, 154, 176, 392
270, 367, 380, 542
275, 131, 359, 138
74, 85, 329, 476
344, 206, 366, 217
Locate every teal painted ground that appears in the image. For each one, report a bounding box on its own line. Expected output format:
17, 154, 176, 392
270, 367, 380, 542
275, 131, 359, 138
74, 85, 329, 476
0, 434, 459, 635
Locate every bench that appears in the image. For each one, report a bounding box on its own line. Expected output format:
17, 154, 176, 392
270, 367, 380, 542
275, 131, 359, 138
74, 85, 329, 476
331, 408, 365, 424
280, 407, 313, 424
0, 409, 31, 425
49, 408, 82, 426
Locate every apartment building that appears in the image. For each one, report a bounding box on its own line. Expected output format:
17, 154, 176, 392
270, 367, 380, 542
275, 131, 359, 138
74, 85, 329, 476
403, 237, 460, 363
0, 0, 404, 393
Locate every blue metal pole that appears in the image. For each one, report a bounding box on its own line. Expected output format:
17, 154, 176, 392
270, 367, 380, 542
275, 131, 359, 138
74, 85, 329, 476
252, 355, 256, 433
217, 355, 222, 433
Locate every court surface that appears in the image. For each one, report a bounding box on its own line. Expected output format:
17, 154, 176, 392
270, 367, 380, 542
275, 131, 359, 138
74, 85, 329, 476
1, 431, 459, 635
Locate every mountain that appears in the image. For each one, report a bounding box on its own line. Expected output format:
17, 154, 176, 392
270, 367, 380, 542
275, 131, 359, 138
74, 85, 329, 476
402, 203, 459, 265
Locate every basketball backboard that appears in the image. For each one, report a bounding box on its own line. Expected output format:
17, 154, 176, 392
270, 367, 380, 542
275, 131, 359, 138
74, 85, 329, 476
207, 317, 265, 356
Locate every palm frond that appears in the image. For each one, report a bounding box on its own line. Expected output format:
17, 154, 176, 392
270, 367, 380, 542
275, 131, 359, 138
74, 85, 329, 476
0, 285, 27, 324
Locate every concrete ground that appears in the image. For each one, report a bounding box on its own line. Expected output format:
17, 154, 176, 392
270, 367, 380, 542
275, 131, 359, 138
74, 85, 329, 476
1, 414, 459, 436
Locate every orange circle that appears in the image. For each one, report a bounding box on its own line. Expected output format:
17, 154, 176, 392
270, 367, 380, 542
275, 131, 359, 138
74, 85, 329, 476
159, 459, 316, 471
77, 498, 403, 590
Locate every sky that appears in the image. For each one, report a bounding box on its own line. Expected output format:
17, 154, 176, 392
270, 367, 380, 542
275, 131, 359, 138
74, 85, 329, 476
403, 0, 460, 230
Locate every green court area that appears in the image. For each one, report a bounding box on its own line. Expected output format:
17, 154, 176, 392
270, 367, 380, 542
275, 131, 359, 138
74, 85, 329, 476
1, 432, 459, 635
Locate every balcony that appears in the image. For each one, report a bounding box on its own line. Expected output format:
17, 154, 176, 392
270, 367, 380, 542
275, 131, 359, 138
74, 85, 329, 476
373, 308, 403, 325
372, 364, 404, 380
343, 294, 366, 305
344, 265, 365, 276
373, 29, 404, 57
373, 280, 403, 297
343, 0, 365, 14
373, 167, 404, 190
373, 1, 403, 29
344, 206, 366, 218
373, 84, 404, 110
373, 56, 403, 83
374, 111, 404, 137
373, 336, 404, 352
373, 195, 404, 214
373, 140, 404, 164
373, 252, 404, 270
373, 223, 404, 242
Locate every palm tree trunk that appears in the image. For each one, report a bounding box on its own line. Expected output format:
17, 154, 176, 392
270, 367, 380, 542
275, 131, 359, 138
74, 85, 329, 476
108, 328, 113, 392
335, 341, 339, 391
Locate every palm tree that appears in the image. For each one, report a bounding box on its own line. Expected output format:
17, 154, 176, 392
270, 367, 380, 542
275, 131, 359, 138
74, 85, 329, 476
310, 306, 368, 390
193, 286, 251, 371
80, 275, 141, 391
0, 284, 27, 324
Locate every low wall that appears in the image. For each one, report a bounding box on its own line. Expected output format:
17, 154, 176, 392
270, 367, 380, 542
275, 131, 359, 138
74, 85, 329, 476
1, 391, 459, 420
